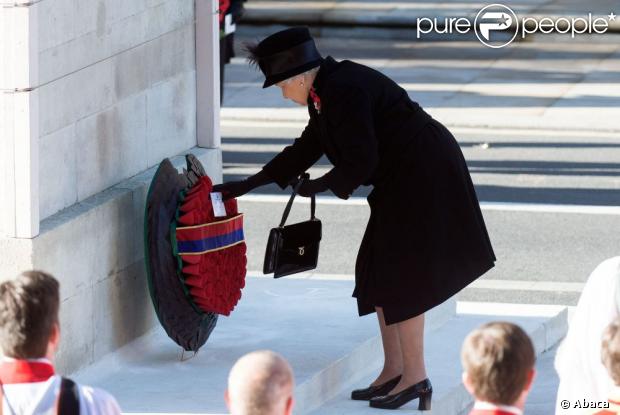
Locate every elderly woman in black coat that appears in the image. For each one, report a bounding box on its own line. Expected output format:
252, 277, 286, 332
214, 27, 496, 411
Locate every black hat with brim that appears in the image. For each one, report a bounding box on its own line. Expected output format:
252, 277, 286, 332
248, 27, 323, 88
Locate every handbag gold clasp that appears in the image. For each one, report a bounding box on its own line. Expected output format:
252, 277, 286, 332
298, 246, 305, 255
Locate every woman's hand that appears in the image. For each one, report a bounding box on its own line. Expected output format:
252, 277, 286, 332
212, 180, 252, 201
212, 170, 274, 201
296, 178, 328, 197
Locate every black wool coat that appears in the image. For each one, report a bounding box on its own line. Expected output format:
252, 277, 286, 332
262, 56, 496, 323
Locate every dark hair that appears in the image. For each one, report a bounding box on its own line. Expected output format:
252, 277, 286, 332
602, 318, 620, 385
461, 322, 535, 405
0, 270, 60, 358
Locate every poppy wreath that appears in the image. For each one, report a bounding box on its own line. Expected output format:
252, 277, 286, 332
172, 175, 247, 316
144, 155, 218, 352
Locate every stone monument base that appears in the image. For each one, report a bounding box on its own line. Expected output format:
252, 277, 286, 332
0, 147, 221, 373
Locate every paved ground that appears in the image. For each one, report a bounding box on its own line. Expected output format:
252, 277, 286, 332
224, 29, 620, 130
222, 28, 620, 306
525, 344, 560, 414
218, 17, 618, 415
240, 0, 620, 31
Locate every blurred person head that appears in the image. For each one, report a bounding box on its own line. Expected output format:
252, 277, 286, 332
554, 257, 620, 408
601, 317, 620, 386
225, 350, 294, 415
0, 270, 60, 360
245, 27, 323, 105
461, 322, 536, 409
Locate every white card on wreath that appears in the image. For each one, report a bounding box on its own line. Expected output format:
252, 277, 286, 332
210, 192, 227, 217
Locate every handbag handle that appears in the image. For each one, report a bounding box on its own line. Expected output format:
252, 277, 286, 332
278, 173, 316, 228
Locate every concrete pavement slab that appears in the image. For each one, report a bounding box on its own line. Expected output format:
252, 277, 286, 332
72, 277, 455, 414
70, 275, 565, 415
309, 302, 567, 414
525, 344, 561, 415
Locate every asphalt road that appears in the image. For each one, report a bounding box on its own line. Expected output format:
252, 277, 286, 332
220, 33, 620, 306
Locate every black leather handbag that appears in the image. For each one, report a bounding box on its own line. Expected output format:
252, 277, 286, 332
263, 173, 322, 278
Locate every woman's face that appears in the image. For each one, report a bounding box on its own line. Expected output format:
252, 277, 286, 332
276, 74, 309, 106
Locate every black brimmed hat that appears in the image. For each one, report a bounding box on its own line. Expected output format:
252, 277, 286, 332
246, 27, 323, 88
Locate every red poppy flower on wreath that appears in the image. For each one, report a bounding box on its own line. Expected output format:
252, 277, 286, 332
174, 176, 247, 316
309, 87, 321, 114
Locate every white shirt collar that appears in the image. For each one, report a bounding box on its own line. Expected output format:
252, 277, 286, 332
474, 401, 523, 415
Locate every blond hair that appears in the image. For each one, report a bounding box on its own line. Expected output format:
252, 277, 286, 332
461, 322, 535, 405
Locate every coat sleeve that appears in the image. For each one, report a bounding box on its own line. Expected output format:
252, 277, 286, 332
320, 86, 379, 199
262, 118, 324, 190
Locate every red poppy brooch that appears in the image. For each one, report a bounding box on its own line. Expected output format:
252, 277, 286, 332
309, 87, 322, 114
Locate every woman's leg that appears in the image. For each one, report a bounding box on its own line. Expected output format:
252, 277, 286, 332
389, 313, 428, 394
371, 306, 404, 385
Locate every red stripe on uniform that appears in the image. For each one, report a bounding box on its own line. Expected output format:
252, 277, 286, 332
0, 360, 55, 384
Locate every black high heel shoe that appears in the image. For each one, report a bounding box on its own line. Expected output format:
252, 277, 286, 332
369, 378, 432, 410
350, 375, 402, 401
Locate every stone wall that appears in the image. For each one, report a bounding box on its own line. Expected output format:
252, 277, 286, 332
38, 0, 198, 220
0, 0, 223, 373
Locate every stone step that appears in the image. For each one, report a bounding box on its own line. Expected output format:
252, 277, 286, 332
309, 302, 568, 415
71, 276, 455, 415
